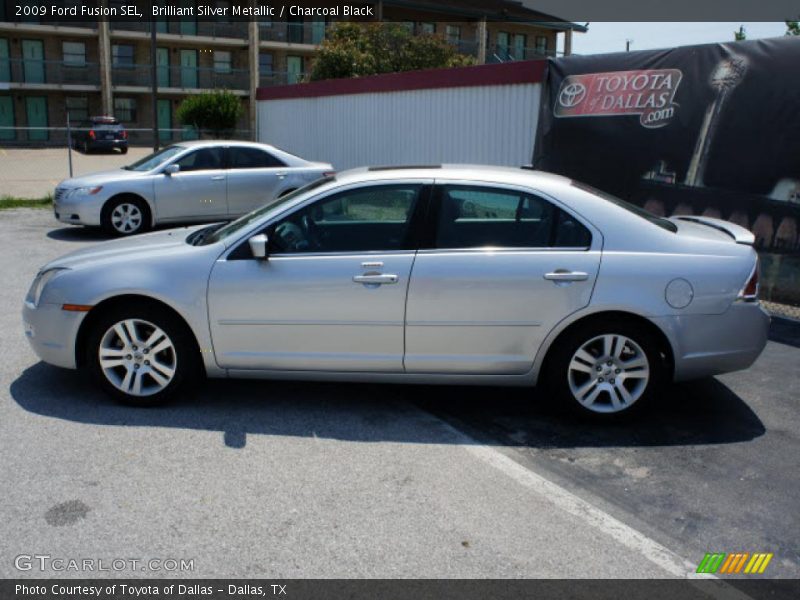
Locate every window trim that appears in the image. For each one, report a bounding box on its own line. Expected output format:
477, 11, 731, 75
420, 181, 598, 253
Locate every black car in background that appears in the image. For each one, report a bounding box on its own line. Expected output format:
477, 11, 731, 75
71, 116, 128, 154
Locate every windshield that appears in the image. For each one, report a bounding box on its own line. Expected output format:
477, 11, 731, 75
198, 177, 335, 246
571, 181, 678, 233
123, 146, 185, 172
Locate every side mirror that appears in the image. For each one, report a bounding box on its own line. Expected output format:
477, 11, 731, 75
248, 234, 269, 259
164, 164, 180, 176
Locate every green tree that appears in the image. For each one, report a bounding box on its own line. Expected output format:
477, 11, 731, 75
175, 90, 244, 138
787, 21, 800, 35
309, 22, 474, 82
734, 25, 746, 41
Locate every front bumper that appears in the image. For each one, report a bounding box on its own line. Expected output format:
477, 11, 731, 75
23, 301, 86, 369
53, 191, 104, 227
653, 302, 771, 382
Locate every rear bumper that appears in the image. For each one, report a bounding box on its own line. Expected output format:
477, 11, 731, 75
653, 302, 770, 382
88, 139, 127, 150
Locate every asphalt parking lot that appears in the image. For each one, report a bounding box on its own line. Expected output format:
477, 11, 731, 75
1, 208, 798, 580
0, 147, 151, 199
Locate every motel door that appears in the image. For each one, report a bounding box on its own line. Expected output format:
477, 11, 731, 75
180, 50, 198, 88
156, 48, 170, 87
22, 40, 45, 84
157, 99, 172, 143
0, 96, 14, 141
287, 56, 303, 84
0, 39, 10, 82
25, 96, 47, 142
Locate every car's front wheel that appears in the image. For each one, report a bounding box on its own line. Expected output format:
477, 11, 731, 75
86, 305, 200, 406
546, 320, 665, 419
102, 196, 150, 237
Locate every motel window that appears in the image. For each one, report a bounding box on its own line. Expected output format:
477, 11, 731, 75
214, 51, 232, 73
259, 53, 273, 76
535, 36, 548, 56
401, 21, 415, 34
112, 44, 134, 68
215, 0, 231, 23
62, 41, 86, 67
114, 97, 137, 123
65, 96, 88, 122
446, 25, 461, 44
512, 34, 527, 60
420, 22, 435, 35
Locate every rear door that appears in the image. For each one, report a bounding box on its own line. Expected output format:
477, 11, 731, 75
225, 145, 288, 216
153, 146, 228, 221
404, 182, 601, 375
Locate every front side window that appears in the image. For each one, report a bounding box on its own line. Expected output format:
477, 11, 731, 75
175, 147, 224, 172
62, 41, 86, 66
229, 146, 286, 169
112, 44, 134, 68
434, 185, 591, 249
270, 184, 422, 254
213, 50, 232, 73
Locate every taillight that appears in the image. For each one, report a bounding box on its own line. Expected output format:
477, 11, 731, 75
738, 259, 759, 302
88, 130, 96, 140
121, 130, 128, 139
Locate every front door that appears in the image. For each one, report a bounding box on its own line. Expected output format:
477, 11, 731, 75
207, 182, 430, 371
0, 96, 14, 141
22, 40, 44, 83
25, 96, 47, 142
153, 146, 228, 221
404, 183, 601, 374
156, 47, 169, 87
156, 99, 171, 143
0, 39, 10, 82
286, 56, 303, 84
179, 49, 197, 88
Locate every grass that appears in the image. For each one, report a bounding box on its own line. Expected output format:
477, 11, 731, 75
0, 195, 53, 210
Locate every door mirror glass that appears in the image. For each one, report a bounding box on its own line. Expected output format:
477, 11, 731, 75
248, 233, 269, 259
164, 164, 180, 176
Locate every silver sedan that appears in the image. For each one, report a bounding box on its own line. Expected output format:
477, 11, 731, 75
24, 166, 769, 418
53, 140, 333, 236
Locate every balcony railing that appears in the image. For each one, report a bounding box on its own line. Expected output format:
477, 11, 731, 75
487, 45, 555, 63
1, 59, 100, 86
111, 20, 249, 40
258, 71, 309, 87
113, 64, 250, 90
259, 21, 328, 45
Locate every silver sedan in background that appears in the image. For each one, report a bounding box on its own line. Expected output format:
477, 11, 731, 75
53, 141, 334, 236
25, 166, 769, 418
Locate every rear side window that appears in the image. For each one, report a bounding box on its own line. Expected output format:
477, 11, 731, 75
434, 185, 591, 249
229, 146, 286, 169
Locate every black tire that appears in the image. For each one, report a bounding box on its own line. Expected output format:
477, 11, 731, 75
544, 319, 665, 420
120, 146, 128, 155
101, 196, 150, 237
86, 303, 201, 407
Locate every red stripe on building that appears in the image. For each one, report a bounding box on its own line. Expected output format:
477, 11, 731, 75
256, 60, 546, 101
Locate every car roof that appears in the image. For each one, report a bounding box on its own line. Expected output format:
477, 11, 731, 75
175, 140, 279, 151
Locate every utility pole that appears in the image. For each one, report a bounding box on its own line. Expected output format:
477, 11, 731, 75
150, 20, 159, 152
626, 39, 633, 52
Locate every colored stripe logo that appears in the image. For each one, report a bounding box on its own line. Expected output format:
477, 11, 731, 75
696, 552, 773, 574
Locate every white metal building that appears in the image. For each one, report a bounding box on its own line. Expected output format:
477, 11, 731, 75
257, 61, 545, 171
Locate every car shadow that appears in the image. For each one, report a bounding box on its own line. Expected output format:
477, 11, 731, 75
10, 362, 765, 450
47, 227, 111, 242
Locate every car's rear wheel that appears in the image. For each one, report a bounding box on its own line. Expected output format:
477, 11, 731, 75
546, 319, 664, 419
120, 146, 128, 155
102, 196, 150, 237
86, 305, 199, 406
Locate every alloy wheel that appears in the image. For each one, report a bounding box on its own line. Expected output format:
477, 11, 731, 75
98, 319, 177, 397
111, 203, 143, 234
567, 333, 650, 414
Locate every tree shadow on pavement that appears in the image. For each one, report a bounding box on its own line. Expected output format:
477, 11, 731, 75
10, 361, 765, 450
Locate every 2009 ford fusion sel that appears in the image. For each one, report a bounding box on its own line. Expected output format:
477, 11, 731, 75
24, 166, 769, 417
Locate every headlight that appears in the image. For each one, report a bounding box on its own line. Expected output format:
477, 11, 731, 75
69, 186, 103, 197
25, 268, 69, 307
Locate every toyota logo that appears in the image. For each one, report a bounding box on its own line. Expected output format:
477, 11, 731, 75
558, 82, 587, 108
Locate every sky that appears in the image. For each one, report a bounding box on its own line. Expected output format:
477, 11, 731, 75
567, 22, 789, 55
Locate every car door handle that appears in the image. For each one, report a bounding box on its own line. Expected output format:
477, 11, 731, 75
276, 172, 287, 179
544, 270, 589, 282
353, 274, 398, 285
211, 175, 225, 181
